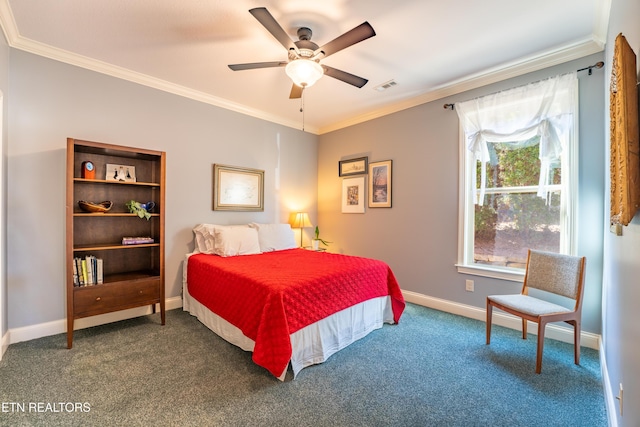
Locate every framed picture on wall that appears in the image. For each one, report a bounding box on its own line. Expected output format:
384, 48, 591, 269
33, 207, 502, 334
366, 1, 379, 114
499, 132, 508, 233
213, 164, 264, 211
341, 176, 365, 213
368, 160, 392, 208
339, 156, 368, 177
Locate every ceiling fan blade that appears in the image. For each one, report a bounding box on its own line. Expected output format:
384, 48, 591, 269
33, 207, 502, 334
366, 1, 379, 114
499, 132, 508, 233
249, 7, 298, 53
322, 65, 368, 88
289, 84, 303, 99
228, 61, 287, 71
314, 22, 375, 58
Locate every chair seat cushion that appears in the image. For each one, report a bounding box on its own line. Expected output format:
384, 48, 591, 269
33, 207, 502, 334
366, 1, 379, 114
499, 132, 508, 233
488, 294, 571, 317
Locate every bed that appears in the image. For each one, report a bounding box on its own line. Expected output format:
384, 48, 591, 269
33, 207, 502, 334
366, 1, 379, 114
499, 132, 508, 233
182, 223, 405, 380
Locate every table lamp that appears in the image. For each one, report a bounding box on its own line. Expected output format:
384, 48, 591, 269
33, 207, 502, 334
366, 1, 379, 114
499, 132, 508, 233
289, 212, 312, 247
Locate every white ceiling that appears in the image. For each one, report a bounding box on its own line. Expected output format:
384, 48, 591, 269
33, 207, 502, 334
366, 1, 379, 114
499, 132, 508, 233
0, 0, 608, 134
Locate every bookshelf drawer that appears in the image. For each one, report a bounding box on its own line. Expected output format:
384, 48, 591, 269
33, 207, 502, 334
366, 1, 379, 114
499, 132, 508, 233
74, 278, 160, 317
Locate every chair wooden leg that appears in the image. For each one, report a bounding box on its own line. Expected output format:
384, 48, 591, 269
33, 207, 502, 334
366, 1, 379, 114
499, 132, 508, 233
536, 320, 546, 374
522, 318, 527, 339
486, 301, 493, 345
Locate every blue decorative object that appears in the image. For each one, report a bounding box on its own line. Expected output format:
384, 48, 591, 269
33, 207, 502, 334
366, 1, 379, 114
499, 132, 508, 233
141, 202, 155, 212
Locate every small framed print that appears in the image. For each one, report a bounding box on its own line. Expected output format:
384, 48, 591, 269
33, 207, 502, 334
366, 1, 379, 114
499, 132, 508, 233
339, 156, 368, 177
213, 164, 264, 211
106, 164, 136, 182
368, 160, 392, 208
342, 176, 365, 213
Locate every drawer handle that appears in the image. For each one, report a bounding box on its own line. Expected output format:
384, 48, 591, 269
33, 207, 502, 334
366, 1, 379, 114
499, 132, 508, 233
139, 290, 144, 295
95, 297, 101, 301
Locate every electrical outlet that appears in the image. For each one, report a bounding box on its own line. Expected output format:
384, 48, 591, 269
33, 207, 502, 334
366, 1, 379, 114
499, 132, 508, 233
465, 279, 474, 292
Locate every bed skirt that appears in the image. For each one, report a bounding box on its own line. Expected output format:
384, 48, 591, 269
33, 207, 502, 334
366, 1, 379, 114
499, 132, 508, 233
182, 280, 394, 380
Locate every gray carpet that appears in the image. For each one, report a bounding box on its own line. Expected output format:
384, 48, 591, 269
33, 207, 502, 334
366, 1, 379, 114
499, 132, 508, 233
0, 303, 606, 426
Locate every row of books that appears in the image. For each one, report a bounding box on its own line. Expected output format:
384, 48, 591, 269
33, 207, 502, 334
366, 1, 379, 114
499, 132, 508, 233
73, 255, 103, 287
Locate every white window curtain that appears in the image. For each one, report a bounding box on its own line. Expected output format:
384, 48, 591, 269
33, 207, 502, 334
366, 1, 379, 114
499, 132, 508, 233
455, 72, 577, 204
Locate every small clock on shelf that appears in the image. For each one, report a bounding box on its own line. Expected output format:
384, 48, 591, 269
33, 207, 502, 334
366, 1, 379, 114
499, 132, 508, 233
81, 161, 95, 179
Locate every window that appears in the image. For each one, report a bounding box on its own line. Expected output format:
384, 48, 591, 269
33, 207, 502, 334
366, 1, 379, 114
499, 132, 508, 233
456, 73, 578, 280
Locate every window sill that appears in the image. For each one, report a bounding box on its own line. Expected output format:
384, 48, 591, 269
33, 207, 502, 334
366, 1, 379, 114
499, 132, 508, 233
456, 264, 525, 282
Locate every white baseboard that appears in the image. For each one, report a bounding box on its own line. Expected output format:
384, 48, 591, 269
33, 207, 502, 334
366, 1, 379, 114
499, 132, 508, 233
402, 290, 601, 350
1, 329, 9, 360
8, 296, 183, 345
600, 343, 618, 427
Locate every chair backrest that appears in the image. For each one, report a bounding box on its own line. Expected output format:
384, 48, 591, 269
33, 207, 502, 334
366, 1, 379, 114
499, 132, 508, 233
524, 250, 586, 301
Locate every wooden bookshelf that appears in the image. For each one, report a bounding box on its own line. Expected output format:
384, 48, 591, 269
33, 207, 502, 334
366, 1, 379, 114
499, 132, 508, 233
66, 138, 165, 348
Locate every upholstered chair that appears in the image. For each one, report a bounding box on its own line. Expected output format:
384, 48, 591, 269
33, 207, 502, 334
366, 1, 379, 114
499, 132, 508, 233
486, 249, 586, 374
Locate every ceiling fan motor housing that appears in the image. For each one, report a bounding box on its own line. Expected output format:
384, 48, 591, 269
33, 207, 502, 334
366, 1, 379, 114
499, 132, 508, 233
293, 28, 320, 59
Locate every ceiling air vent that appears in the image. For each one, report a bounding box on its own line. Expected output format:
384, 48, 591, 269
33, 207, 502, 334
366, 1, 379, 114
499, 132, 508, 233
374, 80, 397, 92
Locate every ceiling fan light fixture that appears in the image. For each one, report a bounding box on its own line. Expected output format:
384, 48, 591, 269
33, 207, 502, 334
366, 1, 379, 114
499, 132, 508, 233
285, 59, 324, 88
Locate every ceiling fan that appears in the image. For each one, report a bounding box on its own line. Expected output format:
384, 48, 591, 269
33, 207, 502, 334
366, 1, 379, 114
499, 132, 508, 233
228, 7, 376, 99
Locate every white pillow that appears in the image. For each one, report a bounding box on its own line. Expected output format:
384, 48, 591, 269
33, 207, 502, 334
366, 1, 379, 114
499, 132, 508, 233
192, 224, 220, 254
194, 224, 263, 255
214, 226, 261, 257
249, 223, 297, 252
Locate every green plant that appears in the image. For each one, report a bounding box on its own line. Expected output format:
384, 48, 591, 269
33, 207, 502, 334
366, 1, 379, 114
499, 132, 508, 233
126, 200, 151, 220
313, 226, 331, 246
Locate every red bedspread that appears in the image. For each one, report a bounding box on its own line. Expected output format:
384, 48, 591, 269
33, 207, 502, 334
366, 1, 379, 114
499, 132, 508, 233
187, 248, 405, 377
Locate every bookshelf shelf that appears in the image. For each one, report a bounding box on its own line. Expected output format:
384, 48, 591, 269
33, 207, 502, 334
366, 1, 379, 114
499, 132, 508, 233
73, 213, 161, 217
73, 243, 160, 252
74, 177, 161, 187
66, 138, 166, 348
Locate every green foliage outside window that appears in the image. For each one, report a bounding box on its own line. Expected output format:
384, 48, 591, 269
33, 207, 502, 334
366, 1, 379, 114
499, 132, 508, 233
474, 137, 561, 257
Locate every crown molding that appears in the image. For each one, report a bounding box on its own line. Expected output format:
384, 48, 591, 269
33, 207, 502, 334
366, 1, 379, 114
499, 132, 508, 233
0, 0, 17, 43
594, 0, 612, 45
318, 37, 605, 134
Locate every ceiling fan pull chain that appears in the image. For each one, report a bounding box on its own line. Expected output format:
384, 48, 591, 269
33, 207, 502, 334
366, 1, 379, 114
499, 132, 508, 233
301, 88, 305, 131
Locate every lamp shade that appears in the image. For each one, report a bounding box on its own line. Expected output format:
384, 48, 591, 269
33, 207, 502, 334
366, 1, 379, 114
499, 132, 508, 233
289, 212, 313, 229
285, 59, 324, 88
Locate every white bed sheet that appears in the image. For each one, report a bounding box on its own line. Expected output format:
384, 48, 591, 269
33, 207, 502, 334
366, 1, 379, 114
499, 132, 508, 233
182, 254, 394, 380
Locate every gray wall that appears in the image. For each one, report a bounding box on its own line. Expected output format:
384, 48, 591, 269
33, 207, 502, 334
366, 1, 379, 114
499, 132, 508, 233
6, 49, 318, 329
603, 0, 640, 425
318, 53, 605, 335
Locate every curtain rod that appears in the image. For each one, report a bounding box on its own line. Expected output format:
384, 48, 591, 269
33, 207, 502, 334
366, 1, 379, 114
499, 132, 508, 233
443, 61, 605, 110
576, 61, 604, 75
